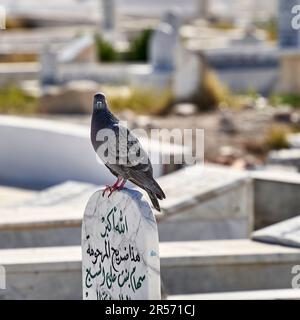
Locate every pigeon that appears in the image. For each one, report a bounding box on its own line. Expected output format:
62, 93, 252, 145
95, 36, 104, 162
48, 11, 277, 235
91, 93, 166, 212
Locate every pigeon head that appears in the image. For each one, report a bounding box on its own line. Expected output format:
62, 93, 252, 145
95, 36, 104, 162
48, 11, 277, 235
93, 93, 108, 112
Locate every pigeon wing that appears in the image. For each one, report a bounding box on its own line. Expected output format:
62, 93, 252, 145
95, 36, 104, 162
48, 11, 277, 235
111, 123, 150, 168
112, 123, 165, 200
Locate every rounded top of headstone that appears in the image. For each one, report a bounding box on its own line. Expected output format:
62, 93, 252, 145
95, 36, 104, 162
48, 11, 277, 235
82, 188, 160, 300
156, 23, 173, 35
162, 9, 181, 31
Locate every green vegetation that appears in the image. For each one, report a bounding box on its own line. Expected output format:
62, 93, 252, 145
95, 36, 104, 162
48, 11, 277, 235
0, 85, 37, 114
265, 125, 290, 150
255, 16, 278, 42
105, 86, 172, 115
95, 29, 153, 63
127, 29, 153, 62
95, 35, 120, 62
270, 94, 300, 109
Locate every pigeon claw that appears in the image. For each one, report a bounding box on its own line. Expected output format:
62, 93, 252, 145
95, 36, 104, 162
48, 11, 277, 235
108, 186, 118, 198
102, 178, 127, 198
102, 185, 112, 197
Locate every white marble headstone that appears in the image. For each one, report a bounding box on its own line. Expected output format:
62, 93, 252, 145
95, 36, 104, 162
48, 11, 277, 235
82, 188, 160, 300
150, 11, 180, 71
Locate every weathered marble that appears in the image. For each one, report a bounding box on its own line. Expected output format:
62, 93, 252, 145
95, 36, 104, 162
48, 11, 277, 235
0, 165, 253, 248
82, 189, 160, 300
267, 149, 300, 171
1, 240, 300, 299
0, 115, 177, 189
160, 239, 300, 294
150, 11, 180, 71
252, 215, 300, 248
252, 170, 300, 229
156, 164, 254, 241
169, 289, 300, 300
101, 0, 116, 32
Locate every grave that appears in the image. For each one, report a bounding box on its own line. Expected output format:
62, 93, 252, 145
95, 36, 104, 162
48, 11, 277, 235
81, 188, 161, 300
169, 289, 300, 300
252, 170, 300, 229
0, 115, 179, 189
0, 182, 97, 249
101, 0, 116, 32
160, 239, 300, 295
157, 165, 253, 241
40, 46, 59, 85
1, 239, 300, 299
0, 165, 253, 248
288, 132, 300, 148
252, 215, 300, 248
267, 149, 300, 171
150, 11, 181, 72
0, 164, 253, 249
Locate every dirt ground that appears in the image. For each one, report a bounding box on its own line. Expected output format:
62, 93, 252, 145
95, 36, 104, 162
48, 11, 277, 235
150, 108, 291, 168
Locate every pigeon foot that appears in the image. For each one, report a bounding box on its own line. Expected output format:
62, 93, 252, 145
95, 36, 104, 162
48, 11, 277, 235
102, 185, 112, 197
102, 177, 126, 198
107, 179, 127, 198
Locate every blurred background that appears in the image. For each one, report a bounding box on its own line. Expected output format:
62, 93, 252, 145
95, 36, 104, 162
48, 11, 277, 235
0, 0, 297, 176
1, 0, 300, 300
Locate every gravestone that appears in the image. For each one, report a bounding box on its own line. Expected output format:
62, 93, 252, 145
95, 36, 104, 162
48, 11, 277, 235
40, 46, 59, 85
197, 0, 209, 19
82, 188, 161, 300
101, 0, 116, 31
150, 11, 181, 71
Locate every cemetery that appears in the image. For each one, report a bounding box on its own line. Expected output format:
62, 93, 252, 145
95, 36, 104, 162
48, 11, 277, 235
1, 0, 300, 302
1, 139, 300, 299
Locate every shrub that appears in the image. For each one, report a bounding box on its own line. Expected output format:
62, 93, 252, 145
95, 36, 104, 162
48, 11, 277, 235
255, 16, 277, 42
265, 125, 290, 150
196, 70, 234, 111
270, 94, 300, 108
95, 35, 119, 62
0, 85, 37, 114
105, 86, 172, 115
127, 29, 153, 62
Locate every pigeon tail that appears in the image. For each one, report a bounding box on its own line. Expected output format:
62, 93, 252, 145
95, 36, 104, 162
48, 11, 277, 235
147, 190, 161, 212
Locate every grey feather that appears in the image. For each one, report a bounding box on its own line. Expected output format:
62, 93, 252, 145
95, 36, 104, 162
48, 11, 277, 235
91, 93, 166, 211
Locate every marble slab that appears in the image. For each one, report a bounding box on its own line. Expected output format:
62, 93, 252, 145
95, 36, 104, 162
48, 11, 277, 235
82, 188, 160, 300
1, 240, 300, 298
252, 171, 300, 229
0, 164, 253, 247
169, 289, 300, 300
252, 215, 300, 248
267, 149, 300, 171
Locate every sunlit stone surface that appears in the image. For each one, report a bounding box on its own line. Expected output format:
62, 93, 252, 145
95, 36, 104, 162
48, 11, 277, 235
82, 188, 160, 300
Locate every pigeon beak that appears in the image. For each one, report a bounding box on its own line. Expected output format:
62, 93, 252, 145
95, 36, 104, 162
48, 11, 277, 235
96, 101, 103, 110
